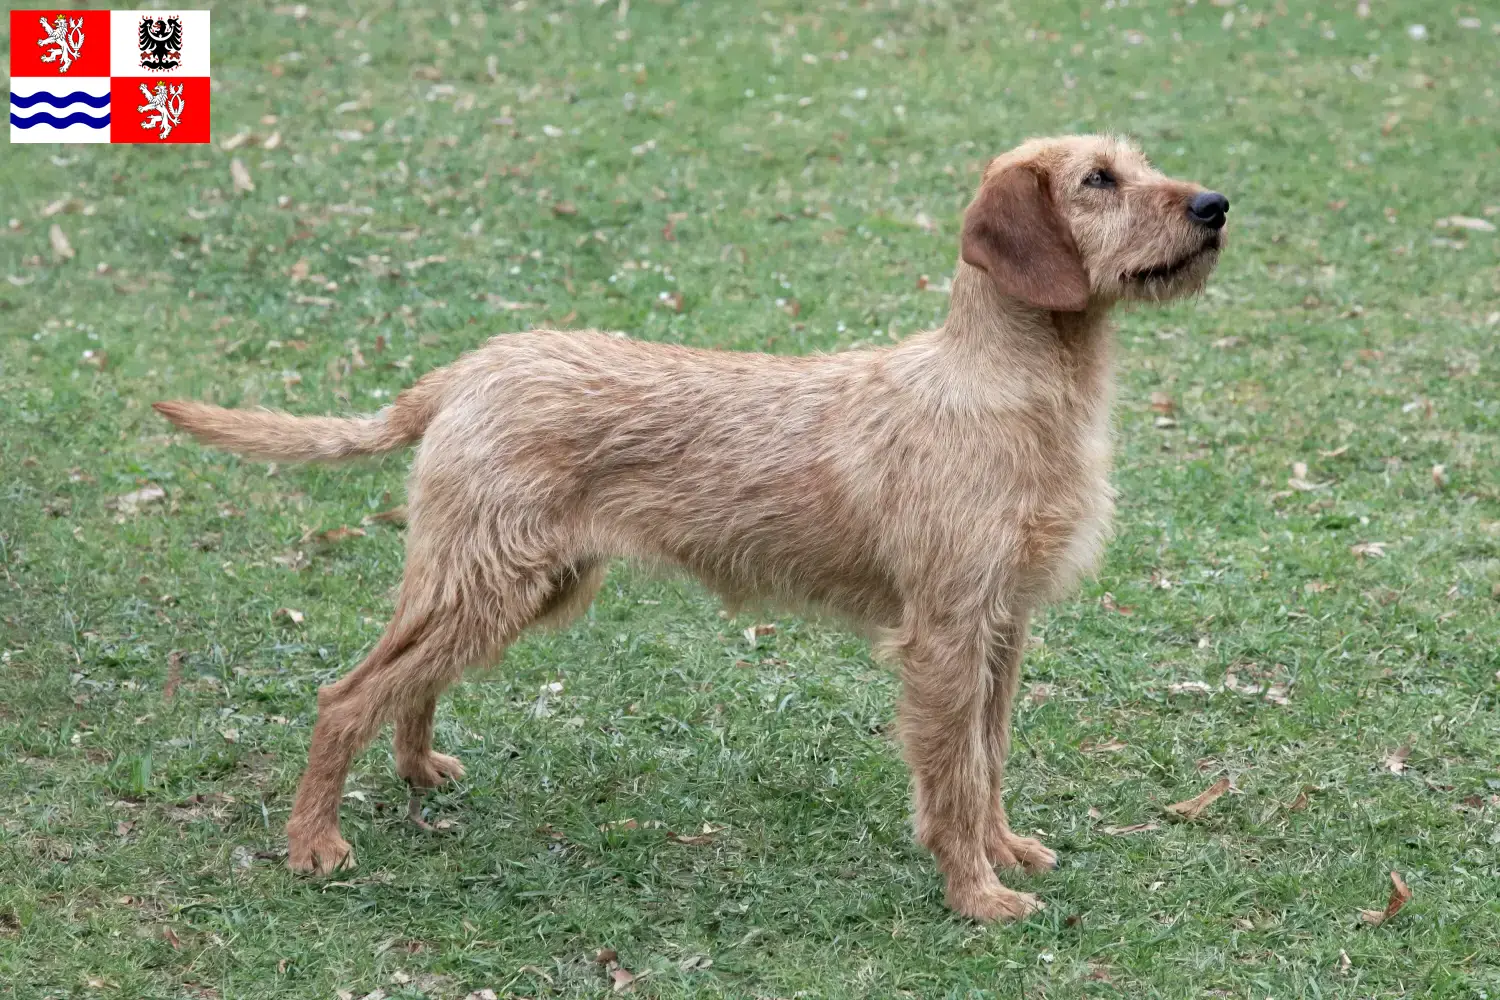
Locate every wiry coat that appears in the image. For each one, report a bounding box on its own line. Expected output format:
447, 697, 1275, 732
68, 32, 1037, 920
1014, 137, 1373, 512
155, 135, 1225, 922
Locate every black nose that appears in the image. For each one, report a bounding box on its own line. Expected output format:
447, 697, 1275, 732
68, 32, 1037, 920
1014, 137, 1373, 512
1187, 191, 1229, 230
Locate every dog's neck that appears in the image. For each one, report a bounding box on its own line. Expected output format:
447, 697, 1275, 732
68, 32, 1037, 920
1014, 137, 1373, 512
886, 261, 1116, 414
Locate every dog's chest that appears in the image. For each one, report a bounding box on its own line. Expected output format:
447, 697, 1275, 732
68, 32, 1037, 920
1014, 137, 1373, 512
1047, 418, 1114, 594
994, 409, 1115, 599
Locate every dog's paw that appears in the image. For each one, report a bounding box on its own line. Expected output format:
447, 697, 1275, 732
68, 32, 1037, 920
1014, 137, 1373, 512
397, 751, 466, 789
987, 828, 1058, 874
947, 877, 1045, 923
287, 826, 354, 876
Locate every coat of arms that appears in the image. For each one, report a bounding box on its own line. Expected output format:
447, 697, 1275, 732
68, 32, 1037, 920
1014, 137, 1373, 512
137, 82, 185, 140
137, 15, 184, 72
37, 14, 86, 74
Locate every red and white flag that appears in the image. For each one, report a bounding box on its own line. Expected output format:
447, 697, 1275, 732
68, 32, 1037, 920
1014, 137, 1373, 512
10, 9, 211, 143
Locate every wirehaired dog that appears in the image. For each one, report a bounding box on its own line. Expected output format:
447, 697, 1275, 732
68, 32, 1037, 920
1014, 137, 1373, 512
156, 135, 1227, 921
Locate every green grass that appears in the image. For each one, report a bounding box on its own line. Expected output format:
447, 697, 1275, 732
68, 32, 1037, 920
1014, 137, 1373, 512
3, 0, 1499, 996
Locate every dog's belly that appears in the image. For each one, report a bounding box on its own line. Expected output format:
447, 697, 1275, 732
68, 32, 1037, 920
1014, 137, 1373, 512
600, 469, 906, 628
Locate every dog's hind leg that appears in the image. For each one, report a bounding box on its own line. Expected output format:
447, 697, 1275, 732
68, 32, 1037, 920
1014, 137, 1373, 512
393, 559, 605, 791
393, 692, 466, 790
286, 549, 556, 875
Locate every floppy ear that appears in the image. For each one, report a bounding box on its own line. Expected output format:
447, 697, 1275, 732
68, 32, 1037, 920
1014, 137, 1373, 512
960, 163, 1089, 312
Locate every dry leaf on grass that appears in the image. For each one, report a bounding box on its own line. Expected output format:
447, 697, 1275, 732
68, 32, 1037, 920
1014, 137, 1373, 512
231, 158, 255, 193
1223, 671, 1291, 706
742, 623, 776, 647
1435, 215, 1496, 232
1023, 683, 1053, 706
1168, 680, 1215, 696
1149, 391, 1175, 415
1382, 744, 1412, 775
41, 197, 84, 217
678, 955, 712, 972
1081, 738, 1128, 754
363, 505, 408, 525
404, 254, 447, 274
594, 950, 639, 994
275, 607, 305, 625
108, 484, 166, 515
49, 223, 75, 261
1337, 949, 1352, 974
1165, 777, 1231, 821
599, 818, 639, 832
1358, 871, 1412, 926
1262, 683, 1290, 706
1350, 541, 1387, 558
272, 550, 310, 570
163, 650, 183, 701
1287, 467, 1329, 492
668, 823, 725, 846
1102, 822, 1160, 836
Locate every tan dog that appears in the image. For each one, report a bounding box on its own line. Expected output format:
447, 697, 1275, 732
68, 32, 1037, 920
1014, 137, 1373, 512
155, 135, 1226, 922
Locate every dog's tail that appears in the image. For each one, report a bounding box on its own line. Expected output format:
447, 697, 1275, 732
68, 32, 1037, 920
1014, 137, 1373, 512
153, 367, 453, 463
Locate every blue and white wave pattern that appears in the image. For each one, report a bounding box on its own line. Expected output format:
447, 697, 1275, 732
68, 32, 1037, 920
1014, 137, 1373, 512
10, 80, 111, 142
11, 88, 110, 129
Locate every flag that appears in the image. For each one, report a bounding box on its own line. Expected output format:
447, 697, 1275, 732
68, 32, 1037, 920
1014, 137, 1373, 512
10, 9, 210, 144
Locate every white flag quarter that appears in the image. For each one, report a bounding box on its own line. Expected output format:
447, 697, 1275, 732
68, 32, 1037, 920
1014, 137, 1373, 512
109, 10, 211, 78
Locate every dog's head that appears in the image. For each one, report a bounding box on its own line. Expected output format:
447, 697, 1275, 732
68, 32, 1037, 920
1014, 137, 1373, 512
960, 135, 1226, 311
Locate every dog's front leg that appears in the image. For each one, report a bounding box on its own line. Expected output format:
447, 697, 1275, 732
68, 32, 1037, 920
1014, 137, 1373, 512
983, 614, 1058, 873
896, 609, 1043, 922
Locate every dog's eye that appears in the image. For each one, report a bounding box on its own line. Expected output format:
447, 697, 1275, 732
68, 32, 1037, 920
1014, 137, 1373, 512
1082, 168, 1117, 190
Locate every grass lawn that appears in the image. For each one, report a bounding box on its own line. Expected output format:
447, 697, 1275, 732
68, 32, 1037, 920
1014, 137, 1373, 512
3, 0, 1499, 996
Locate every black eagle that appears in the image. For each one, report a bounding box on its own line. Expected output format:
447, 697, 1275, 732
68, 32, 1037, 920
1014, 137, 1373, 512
138, 16, 183, 72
